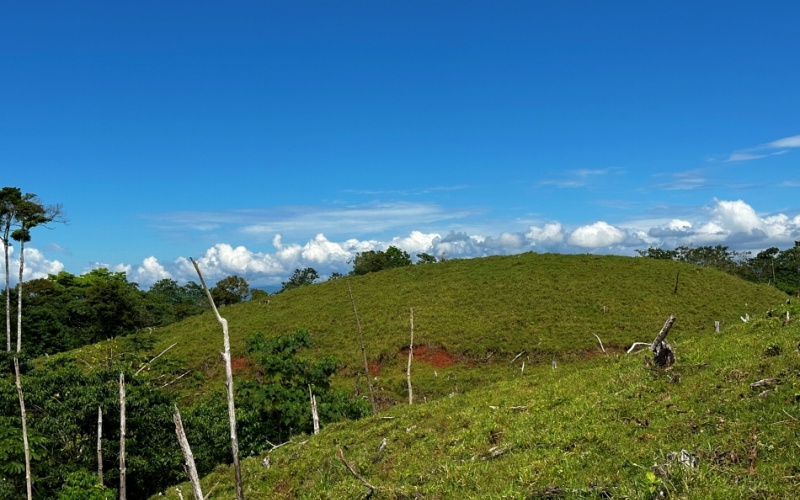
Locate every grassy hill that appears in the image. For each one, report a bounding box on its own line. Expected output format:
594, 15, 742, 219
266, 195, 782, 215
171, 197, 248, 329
57, 252, 796, 497
75, 252, 786, 405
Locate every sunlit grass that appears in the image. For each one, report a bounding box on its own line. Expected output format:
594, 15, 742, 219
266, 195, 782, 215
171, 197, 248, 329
158, 301, 800, 498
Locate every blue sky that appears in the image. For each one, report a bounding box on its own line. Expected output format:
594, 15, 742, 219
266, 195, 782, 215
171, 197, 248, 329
2, 1, 799, 288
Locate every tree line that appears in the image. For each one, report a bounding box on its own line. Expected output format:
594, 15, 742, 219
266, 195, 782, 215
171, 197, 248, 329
637, 243, 800, 296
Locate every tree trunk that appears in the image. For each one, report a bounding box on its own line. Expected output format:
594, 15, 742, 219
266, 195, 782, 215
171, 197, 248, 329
191, 258, 243, 500
407, 307, 414, 405
652, 315, 676, 368
119, 373, 127, 500
97, 406, 103, 484
15, 239, 24, 353
348, 284, 376, 415
3, 237, 10, 352
13, 358, 32, 500
173, 405, 204, 499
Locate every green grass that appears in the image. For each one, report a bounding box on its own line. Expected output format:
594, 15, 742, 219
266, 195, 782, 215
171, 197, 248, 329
156, 303, 800, 498
70, 253, 786, 406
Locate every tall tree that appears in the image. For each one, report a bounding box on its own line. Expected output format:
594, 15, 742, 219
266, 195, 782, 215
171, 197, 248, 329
11, 193, 65, 352
279, 267, 319, 293
1, 187, 23, 352
210, 275, 250, 306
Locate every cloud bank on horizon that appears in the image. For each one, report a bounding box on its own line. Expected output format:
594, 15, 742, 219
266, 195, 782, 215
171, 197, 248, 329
3, 198, 798, 289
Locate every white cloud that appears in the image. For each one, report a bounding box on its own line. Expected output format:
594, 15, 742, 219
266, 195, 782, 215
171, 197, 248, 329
525, 223, 564, 246
767, 135, 800, 148
667, 219, 692, 231
724, 133, 800, 162
567, 221, 626, 248
0, 246, 64, 285
129, 256, 172, 285
9, 199, 800, 290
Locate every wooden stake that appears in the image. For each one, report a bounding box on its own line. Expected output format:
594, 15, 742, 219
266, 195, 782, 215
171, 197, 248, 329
174, 405, 204, 499
13, 358, 32, 500
119, 373, 127, 500
407, 307, 414, 405
348, 283, 376, 415
97, 406, 103, 484
714, 321, 720, 333
191, 258, 244, 500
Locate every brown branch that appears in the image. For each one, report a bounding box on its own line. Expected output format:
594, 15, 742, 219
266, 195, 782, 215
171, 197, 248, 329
337, 448, 376, 497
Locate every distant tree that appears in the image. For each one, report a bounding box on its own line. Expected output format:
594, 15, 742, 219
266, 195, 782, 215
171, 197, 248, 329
279, 268, 319, 293
416, 252, 437, 264
327, 272, 345, 281
249, 289, 269, 302
351, 246, 411, 275
385, 246, 412, 268
635, 247, 678, 260
146, 279, 206, 322
210, 276, 250, 306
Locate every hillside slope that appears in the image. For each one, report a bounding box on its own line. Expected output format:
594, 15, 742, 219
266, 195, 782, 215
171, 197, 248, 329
157, 301, 800, 498
77, 252, 787, 405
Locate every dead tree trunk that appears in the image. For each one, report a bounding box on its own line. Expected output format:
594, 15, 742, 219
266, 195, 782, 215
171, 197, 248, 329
13, 358, 32, 500
651, 315, 676, 368
407, 307, 414, 405
97, 406, 103, 484
119, 373, 127, 500
173, 405, 204, 499
309, 386, 320, 435
15, 239, 26, 353
191, 258, 244, 500
347, 283, 376, 415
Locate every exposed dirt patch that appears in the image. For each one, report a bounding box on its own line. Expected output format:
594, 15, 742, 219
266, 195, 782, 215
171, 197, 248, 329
230, 356, 250, 373
401, 345, 456, 368
368, 361, 381, 376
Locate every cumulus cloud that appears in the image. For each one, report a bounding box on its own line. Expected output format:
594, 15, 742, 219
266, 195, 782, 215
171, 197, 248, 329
645, 199, 800, 248
0, 247, 64, 285
525, 223, 564, 246
9, 199, 800, 290
567, 222, 626, 248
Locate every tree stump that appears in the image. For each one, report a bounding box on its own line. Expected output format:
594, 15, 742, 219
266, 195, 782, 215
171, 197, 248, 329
652, 315, 676, 368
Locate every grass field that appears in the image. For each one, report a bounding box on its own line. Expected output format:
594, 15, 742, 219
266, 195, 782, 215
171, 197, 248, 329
158, 301, 800, 498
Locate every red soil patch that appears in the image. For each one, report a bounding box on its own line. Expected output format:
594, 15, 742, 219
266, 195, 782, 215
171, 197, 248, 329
230, 356, 250, 373
368, 361, 381, 376
401, 345, 456, 368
